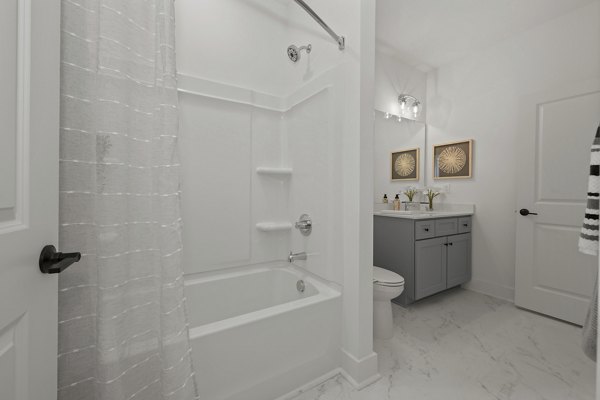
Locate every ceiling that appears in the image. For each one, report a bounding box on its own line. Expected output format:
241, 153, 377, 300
376, 0, 598, 71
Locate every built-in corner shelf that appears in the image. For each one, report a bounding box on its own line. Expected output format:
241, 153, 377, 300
255, 222, 293, 232
256, 167, 293, 177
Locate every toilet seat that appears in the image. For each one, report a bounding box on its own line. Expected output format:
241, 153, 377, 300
373, 266, 404, 287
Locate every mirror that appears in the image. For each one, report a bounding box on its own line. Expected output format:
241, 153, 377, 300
373, 110, 426, 205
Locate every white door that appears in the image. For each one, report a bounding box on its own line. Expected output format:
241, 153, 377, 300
0, 0, 62, 399
515, 79, 600, 325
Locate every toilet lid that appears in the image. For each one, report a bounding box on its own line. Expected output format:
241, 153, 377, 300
373, 266, 404, 286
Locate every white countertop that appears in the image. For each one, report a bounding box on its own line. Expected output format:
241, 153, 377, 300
374, 210, 474, 220
373, 203, 475, 220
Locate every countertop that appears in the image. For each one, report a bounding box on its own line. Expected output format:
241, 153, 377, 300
373, 203, 475, 220
373, 210, 474, 220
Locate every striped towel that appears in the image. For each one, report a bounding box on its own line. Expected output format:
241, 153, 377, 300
580, 126, 600, 255
580, 126, 600, 362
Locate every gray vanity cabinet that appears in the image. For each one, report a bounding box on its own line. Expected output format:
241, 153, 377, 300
415, 237, 447, 299
446, 233, 471, 288
374, 215, 472, 306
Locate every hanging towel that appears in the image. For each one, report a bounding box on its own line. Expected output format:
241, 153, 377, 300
579, 125, 600, 362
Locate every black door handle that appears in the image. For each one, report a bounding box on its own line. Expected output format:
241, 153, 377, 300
39, 245, 81, 274
519, 208, 538, 216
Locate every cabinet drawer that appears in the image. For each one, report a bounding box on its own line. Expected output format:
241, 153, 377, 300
435, 218, 458, 236
415, 221, 435, 240
458, 217, 471, 233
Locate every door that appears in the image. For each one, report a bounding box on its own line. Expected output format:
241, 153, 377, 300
0, 1, 61, 399
447, 233, 471, 288
415, 237, 447, 299
515, 79, 600, 325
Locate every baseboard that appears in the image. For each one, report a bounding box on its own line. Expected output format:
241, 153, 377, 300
273, 349, 381, 400
273, 368, 343, 400
340, 349, 381, 389
464, 279, 515, 303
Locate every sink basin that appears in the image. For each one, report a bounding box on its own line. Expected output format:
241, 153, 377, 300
380, 210, 422, 215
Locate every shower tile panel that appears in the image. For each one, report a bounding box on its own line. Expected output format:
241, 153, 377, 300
179, 94, 252, 271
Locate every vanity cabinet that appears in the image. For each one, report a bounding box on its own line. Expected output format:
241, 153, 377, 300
374, 215, 472, 306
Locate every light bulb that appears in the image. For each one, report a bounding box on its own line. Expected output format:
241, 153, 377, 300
412, 102, 420, 116
400, 99, 407, 110
384, 112, 391, 119
397, 116, 403, 122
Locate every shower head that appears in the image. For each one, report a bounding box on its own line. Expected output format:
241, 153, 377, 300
287, 44, 311, 62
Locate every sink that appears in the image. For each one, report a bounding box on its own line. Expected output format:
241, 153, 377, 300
380, 210, 422, 215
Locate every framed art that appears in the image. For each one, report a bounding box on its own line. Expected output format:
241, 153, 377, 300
391, 148, 420, 181
433, 139, 473, 179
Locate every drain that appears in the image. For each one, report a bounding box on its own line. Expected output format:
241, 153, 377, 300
296, 280, 305, 293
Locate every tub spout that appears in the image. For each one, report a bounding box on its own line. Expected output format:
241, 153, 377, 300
288, 251, 307, 263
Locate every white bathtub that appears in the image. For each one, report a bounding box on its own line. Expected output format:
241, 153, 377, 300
185, 263, 342, 400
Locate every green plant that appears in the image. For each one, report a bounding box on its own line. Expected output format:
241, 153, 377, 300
403, 188, 418, 202
424, 189, 440, 210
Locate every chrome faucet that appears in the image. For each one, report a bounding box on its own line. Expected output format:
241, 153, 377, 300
288, 251, 307, 263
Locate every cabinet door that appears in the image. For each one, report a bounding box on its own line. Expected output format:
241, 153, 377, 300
415, 237, 447, 300
447, 233, 471, 288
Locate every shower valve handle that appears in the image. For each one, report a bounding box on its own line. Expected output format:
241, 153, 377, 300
295, 214, 312, 236
39, 245, 81, 274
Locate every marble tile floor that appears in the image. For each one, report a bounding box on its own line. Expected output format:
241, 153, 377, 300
292, 288, 595, 400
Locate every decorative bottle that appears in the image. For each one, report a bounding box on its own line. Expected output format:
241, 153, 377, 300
393, 194, 401, 211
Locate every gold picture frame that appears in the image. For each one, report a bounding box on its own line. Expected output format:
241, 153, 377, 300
391, 148, 420, 181
433, 139, 473, 179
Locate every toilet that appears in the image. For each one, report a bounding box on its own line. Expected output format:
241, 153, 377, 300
373, 266, 405, 339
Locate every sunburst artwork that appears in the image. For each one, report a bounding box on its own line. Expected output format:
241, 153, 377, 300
391, 148, 419, 181
434, 140, 473, 179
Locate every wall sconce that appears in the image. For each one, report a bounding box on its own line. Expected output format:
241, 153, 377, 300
383, 111, 405, 123
398, 94, 421, 118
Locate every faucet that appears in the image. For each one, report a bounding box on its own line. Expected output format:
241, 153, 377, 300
288, 251, 307, 263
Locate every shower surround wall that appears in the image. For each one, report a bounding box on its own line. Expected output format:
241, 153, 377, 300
176, 0, 377, 397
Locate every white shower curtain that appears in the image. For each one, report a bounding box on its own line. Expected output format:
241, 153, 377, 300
58, 1, 197, 399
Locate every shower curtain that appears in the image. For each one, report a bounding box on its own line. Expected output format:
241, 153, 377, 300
58, 1, 197, 399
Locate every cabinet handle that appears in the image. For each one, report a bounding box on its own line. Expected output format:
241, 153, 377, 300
444, 243, 448, 246
448, 242, 453, 246
424, 228, 429, 232
463, 224, 468, 227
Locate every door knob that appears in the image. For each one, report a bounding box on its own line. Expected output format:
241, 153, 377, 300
519, 208, 538, 216
39, 245, 81, 274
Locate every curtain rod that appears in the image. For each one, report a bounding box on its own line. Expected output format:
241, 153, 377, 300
293, 0, 345, 50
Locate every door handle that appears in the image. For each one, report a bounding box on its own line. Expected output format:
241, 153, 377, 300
39, 245, 81, 274
519, 208, 538, 216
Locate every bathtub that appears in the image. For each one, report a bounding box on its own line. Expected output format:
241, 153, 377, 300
185, 262, 342, 400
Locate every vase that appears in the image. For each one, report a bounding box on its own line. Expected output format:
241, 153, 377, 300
405, 201, 420, 212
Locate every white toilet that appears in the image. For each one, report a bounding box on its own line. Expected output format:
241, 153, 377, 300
373, 266, 405, 339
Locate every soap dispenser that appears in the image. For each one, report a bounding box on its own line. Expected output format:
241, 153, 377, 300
393, 194, 401, 211
383, 194, 388, 204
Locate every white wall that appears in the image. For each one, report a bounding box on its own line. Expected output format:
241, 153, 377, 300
426, 2, 600, 301
176, 0, 289, 96
375, 52, 427, 122
176, 0, 378, 387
